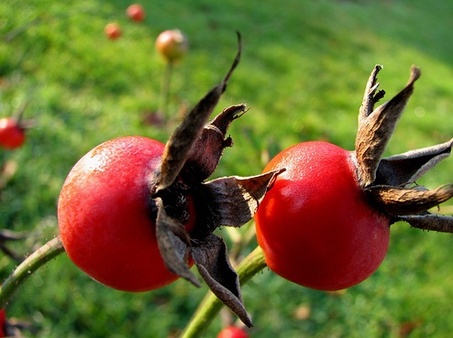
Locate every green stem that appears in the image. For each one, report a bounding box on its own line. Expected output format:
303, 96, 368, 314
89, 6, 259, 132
180, 245, 267, 338
0, 236, 65, 308
160, 60, 174, 118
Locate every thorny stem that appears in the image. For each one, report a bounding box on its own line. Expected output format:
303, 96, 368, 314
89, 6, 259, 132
0, 236, 64, 308
180, 246, 266, 338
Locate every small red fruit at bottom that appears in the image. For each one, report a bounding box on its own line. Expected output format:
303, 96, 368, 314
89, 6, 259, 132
0, 117, 25, 149
126, 4, 145, 22
105, 23, 122, 40
0, 309, 6, 337
217, 326, 249, 338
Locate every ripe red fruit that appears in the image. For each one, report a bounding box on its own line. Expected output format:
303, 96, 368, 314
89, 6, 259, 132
255, 141, 390, 291
126, 4, 145, 22
0, 117, 25, 150
105, 23, 122, 40
58, 136, 195, 292
217, 326, 249, 338
155, 29, 188, 63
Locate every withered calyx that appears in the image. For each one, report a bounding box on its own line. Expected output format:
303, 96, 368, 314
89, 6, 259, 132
149, 33, 281, 328
354, 65, 453, 230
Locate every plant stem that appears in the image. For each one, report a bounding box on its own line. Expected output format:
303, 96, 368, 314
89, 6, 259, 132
180, 245, 267, 338
160, 60, 174, 119
0, 236, 65, 308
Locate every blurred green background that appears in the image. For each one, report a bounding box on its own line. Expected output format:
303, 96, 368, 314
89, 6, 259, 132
1, 0, 453, 337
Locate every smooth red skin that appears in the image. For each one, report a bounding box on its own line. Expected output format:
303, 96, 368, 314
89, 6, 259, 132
217, 326, 249, 338
105, 23, 121, 40
58, 136, 194, 292
255, 141, 390, 291
0, 118, 25, 149
126, 4, 145, 22
155, 30, 188, 62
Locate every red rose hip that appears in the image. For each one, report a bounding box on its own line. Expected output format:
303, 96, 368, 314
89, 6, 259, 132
58, 136, 195, 292
255, 141, 390, 291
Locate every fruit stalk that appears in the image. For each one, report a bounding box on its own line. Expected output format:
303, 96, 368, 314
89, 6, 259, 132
180, 246, 266, 338
160, 60, 174, 119
0, 236, 64, 308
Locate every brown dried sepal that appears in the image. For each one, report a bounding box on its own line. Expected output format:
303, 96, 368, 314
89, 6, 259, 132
367, 184, 453, 215
354, 65, 453, 232
180, 104, 248, 185
355, 66, 421, 187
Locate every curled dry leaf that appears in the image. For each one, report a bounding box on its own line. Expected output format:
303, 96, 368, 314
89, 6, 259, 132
352, 65, 453, 231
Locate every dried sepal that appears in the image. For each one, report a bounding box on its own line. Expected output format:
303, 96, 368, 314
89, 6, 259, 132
356, 66, 453, 233
201, 169, 285, 228
191, 234, 253, 327
398, 214, 453, 232
358, 64, 385, 120
355, 66, 421, 187
375, 138, 453, 186
155, 198, 200, 287
155, 33, 242, 193
181, 104, 248, 184
367, 184, 453, 216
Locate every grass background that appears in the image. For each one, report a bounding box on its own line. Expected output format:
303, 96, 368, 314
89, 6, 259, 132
1, 0, 453, 337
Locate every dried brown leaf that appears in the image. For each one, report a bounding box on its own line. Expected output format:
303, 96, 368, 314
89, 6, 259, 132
355, 66, 421, 187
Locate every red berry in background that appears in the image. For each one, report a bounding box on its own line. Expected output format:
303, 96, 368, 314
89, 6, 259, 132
0, 117, 25, 150
126, 3, 145, 22
0, 309, 5, 337
155, 29, 188, 63
217, 326, 249, 338
255, 141, 390, 291
58, 136, 195, 292
105, 22, 122, 40
255, 66, 453, 291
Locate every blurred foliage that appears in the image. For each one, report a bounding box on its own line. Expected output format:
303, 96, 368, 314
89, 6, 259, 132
1, 0, 453, 337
